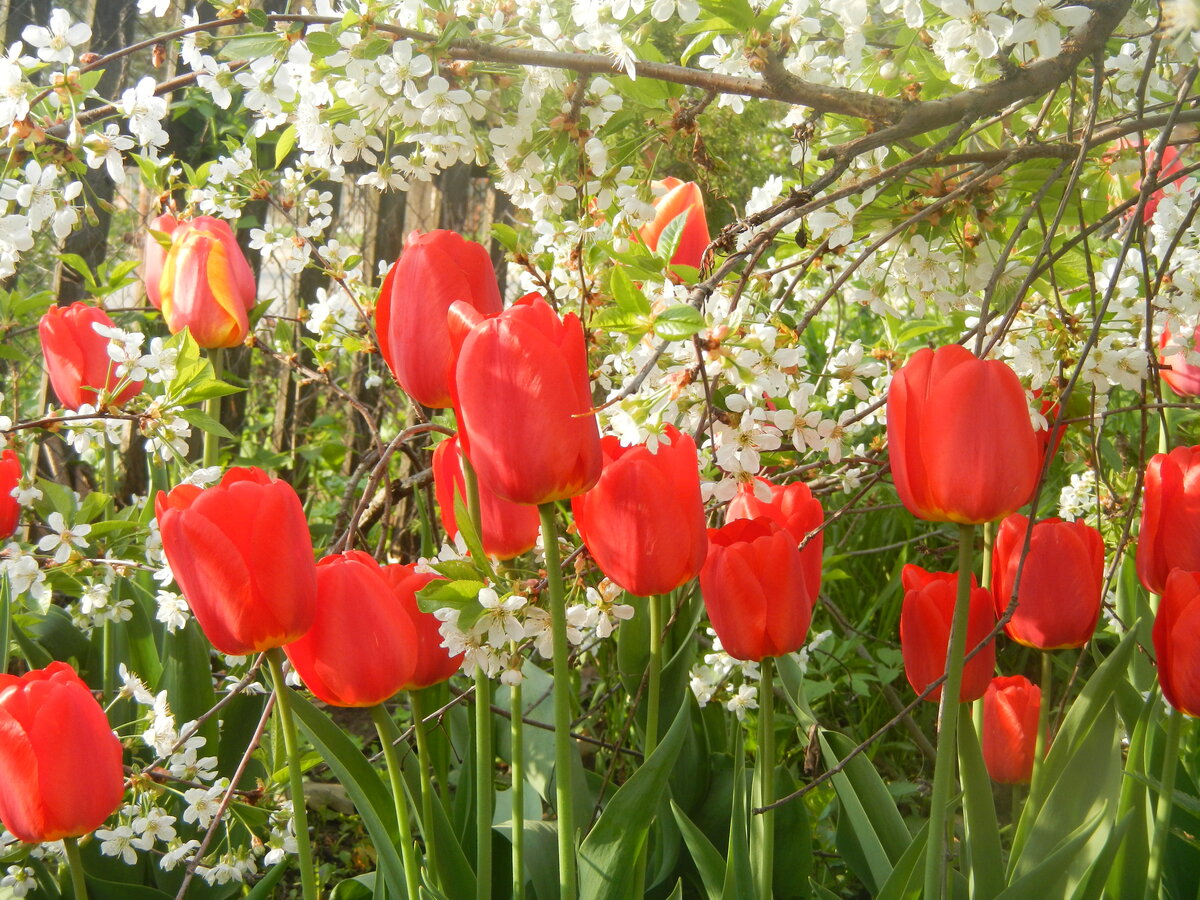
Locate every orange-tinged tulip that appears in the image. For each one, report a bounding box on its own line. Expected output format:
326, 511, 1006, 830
158, 216, 256, 349
571, 426, 708, 597
1137, 445, 1200, 594
448, 292, 602, 505
1159, 322, 1200, 398
432, 435, 539, 560
981, 675, 1041, 784
887, 345, 1039, 524
700, 517, 814, 662
142, 212, 178, 310
38, 303, 143, 410
639, 177, 710, 270
0, 450, 21, 539
285, 551, 420, 708
376, 230, 503, 409
991, 513, 1104, 649
380, 563, 463, 690
0, 661, 124, 843
155, 467, 317, 656
1153, 569, 1200, 717
900, 564, 996, 703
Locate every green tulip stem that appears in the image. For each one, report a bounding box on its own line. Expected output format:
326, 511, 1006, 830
369, 704, 422, 900
266, 649, 318, 900
538, 502, 578, 900
922, 523, 976, 900
646, 594, 663, 759
0, 575, 10, 675
474, 665, 493, 900
511, 675, 526, 900
62, 836, 87, 900
409, 689, 441, 886
1146, 707, 1185, 898
754, 656, 777, 900
1032, 652, 1052, 793
203, 348, 224, 470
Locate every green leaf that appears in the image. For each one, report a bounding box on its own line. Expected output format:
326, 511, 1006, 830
875, 821, 929, 900
608, 266, 650, 316
491, 222, 520, 252
158, 619, 218, 752
591, 306, 651, 336
653, 305, 705, 341
671, 799, 725, 900
957, 715, 1003, 900
178, 408, 235, 440
997, 809, 1109, 900
305, 31, 342, 57
656, 214, 687, 265
416, 579, 485, 615
245, 861, 289, 899
84, 876, 173, 899
578, 698, 693, 900
289, 690, 412, 896
723, 730, 753, 898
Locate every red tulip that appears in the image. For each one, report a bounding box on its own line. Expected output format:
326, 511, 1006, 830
376, 230, 503, 409
379, 563, 463, 690
981, 675, 1041, 784
571, 426, 708, 596
0, 661, 124, 843
991, 513, 1104, 650
157, 216, 257, 349
284, 551, 419, 707
0, 449, 20, 539
448, 292, 602, 505
887, 345, 1039, 524
639, 177, 710, 270
432, 435, 539, 560
155, 467, 317, 656
1137, 445, 1200, 594
699, 517, 814, 662
38, 303, 143, 410
900, 564, 996, 703
726, 475, 824, 557
1159, 322, 1200, 398
1153, 569, 1200, 717
142, 212, 178, 310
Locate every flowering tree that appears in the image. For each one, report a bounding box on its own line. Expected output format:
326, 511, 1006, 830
0, 0, 1199, 897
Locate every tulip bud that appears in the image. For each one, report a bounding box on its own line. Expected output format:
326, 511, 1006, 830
900, 564, 996, 703
0, 449, 21, 539
379, 563, 464, 690
887, 345, 1039, 524
981, 675, 1041, 784
726, 476, 824, 601
38, 302, 143, 410
432, 435, 539, 560
448, 292, 602, 505
1153, 568, 1200, 718
0, 661, 125, 843
991, 513, 1104, 650
1137, 445, 1200, 594
700, 517, 815, 662
157, 216, 257, 349
156, 467, 317, 655
572, 426, 708, 597
376, 229, 502, 409
639, 177, 710, 270
285, 551, 420, 708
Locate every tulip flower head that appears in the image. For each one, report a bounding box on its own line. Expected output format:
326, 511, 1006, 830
639, 177, 710, 270
1153, 568, 1200, 718
432, 435, 540, 560
156, 467, 317, 655
376, 229, 503, 408
981, 675, 1041, 784
38, 303, 144, 411
0, 449, 21, 539
726, 475, 824, 546
380, 563, 464, 690
700, 517, 815, 662
1137, 445, 1200, 594
887, 345, 1039, 524
900, 564, 997, 703
991, 513, 1104, 650
0, 661, 125, 843
572, 426, 708, 596
448, 292, 602, 506
285, 551, 420, 707
157, 216, 257, 349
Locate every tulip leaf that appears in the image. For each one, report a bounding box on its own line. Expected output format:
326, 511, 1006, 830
722, 728, 754, 899
244, 861, 289, 899
652, 305, 706, 341
670, 799, 725, 900
289, 690, 411, 896
158, 619, 218, 752
578, 697, 692, 900
875, 820, 929, 900
995, 808, 1108, 900
83, 876, 173, 899
957, 714, 1004, 900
